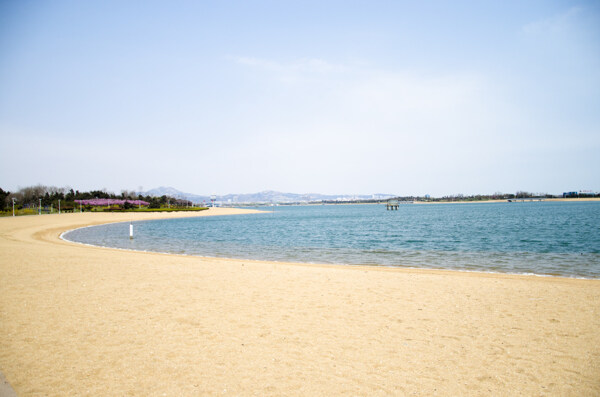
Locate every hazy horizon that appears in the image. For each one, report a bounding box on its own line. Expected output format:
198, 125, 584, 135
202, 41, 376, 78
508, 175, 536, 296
1, 1, 599, 196
0, 183, 589, 200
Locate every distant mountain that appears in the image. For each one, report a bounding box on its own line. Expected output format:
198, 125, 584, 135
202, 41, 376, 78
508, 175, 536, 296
143, 186, 396, 204
144, 186, 191, 197
143, 186, 210, 203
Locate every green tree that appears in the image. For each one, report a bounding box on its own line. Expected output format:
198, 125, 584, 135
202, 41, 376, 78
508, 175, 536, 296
41, 192, 50, 207
0, 188, 10, 210
149, 198, 161, 208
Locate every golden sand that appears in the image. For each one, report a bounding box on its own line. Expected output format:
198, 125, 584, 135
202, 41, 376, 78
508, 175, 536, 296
1, 209, 599, 395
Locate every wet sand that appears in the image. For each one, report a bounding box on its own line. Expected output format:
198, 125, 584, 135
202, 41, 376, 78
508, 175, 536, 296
1, 209, 599, 395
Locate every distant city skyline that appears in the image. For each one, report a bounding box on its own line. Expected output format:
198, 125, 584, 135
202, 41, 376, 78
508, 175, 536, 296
1, 1, 599, 196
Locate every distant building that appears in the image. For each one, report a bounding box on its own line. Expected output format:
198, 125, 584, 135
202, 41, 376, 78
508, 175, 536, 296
563, 191, 578, 198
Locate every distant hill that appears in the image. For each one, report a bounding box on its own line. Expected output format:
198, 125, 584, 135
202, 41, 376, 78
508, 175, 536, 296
143, 186, 395, 204
143, 186, 210, 203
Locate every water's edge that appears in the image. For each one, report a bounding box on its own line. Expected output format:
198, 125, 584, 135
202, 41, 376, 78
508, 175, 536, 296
60, 219, 597, 280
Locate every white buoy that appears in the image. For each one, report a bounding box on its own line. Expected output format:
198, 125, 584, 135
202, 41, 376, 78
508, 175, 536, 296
130, 223, 133, 239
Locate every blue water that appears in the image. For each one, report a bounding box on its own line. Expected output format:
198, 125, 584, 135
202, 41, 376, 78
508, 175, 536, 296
63, 202, 600, 278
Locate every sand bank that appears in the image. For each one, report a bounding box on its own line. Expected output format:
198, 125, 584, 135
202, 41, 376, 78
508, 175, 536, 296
1, 209, 599, 395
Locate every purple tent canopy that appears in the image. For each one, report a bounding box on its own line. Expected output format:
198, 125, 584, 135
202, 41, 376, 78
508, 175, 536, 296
75, 199, 150, 206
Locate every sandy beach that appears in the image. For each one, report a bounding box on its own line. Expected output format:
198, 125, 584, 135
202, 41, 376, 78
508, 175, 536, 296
1, 209, 599, 396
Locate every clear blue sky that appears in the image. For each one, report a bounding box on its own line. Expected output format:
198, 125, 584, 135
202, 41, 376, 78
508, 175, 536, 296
1, 0, 598, 196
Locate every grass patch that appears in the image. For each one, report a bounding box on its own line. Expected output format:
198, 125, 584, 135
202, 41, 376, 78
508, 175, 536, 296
102, 207, 209, 213
0, 209, 42, 217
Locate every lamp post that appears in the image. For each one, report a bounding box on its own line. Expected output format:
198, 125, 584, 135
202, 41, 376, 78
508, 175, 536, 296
12, 198, 16, 217
59, 199, 61, 214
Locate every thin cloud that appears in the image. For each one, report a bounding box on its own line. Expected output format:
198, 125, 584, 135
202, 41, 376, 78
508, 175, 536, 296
232, 56, 282, 72
232, 55, 488, 126
232, 56, 347, 76
521, 6, 583, 36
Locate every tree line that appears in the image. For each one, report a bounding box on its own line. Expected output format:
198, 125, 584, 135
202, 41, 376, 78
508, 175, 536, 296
1, 185, 597, 212
0, 185, 192, 211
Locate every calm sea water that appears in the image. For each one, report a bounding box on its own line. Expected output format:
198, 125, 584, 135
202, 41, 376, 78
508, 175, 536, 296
63, 202, 600, 278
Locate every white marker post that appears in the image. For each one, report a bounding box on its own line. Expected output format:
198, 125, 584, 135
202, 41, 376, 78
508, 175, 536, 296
12, 198, 16, 217
130, 223, 133, 239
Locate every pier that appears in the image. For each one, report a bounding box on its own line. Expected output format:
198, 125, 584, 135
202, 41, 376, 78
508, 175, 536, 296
386, 199, 415, 210
386, 200, 399, 210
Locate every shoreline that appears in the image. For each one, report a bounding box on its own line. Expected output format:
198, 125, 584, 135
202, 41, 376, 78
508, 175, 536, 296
227, 197, 600, 207
1, 209, 599, 395
60, 222, 598, 281
416, 197, 600, 204
60, 208, 599, 280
